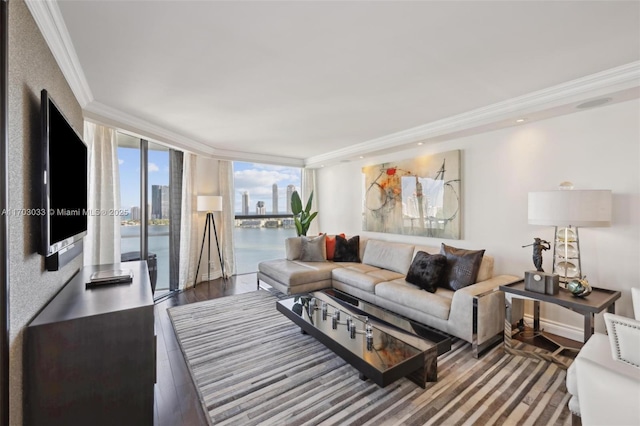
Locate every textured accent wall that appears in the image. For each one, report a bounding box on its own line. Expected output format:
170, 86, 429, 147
8, 1, 83, 423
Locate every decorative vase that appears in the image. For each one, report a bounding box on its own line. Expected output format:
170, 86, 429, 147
567, 278, 592, 297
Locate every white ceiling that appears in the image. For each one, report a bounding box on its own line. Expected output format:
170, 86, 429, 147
33, 1, 640, 166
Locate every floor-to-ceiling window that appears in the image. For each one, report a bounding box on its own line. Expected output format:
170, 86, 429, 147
117, 133, 178, 298
233, 162, 301, 274
147, 142, 170, 294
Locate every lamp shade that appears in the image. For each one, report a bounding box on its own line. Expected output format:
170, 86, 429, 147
197, 195, 223, 212
528, 190, 611, 227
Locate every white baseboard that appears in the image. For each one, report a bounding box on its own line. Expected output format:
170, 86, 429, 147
522, 314, 584, 342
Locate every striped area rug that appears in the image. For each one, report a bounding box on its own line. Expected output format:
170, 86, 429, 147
168, 290, 571, 426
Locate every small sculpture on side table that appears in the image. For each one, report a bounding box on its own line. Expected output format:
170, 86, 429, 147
522, 238, 551, 272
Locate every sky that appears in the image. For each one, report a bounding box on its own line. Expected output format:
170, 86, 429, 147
233, 162, 301, 214
117, 149, 301, 215
118, 147, 169, 210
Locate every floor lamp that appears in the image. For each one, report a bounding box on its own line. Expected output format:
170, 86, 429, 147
195, 195, 225, 287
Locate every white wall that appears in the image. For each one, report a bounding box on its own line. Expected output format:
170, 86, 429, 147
317, 99, 640, 337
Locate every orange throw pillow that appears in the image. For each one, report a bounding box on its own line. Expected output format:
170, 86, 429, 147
322, 233, 345, 260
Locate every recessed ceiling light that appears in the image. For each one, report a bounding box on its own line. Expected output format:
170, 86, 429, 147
576, 98, 612, 109
516, 118, 526, 123
417, 142, 423, 146
359, 156, 364, 159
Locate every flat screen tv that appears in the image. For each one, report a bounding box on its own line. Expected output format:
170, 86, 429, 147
40, 89, 88, 258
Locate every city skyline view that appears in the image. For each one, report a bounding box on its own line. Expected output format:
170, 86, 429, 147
233, 162, 300, 214
118, 154, 301, 217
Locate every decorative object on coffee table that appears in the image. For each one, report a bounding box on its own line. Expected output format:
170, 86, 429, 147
528, 183, 612, 284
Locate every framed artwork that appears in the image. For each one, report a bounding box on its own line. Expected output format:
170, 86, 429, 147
362, 150, 461, 239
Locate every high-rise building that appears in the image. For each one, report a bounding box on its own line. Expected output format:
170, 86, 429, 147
286, 185, 295, 214
151, 185, 162, 219
151, 184, 170, 219
272, 184, 278, 214
242, 191, 250, 215
131, 206, 141, 221
161, 185, 170, 219
256, 201, 265, 215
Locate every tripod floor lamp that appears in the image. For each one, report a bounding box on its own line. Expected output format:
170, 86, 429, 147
195, 195, 225, 287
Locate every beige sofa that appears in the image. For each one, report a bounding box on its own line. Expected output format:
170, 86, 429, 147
258, 236, 520, 357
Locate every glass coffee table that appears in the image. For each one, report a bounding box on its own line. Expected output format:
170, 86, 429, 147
276, 290, 451, 388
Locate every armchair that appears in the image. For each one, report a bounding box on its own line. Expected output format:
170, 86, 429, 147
566, 288, 640, 426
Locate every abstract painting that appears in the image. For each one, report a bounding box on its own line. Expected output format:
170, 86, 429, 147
362, 150, 461, 239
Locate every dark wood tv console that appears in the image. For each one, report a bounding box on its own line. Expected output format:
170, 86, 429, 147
25, 261, 155, 426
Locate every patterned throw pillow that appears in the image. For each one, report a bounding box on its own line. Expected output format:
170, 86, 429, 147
299, 234, 327, 262
406, 251, 448, 293
439, 244, 485, 291
333, 235, 360, 262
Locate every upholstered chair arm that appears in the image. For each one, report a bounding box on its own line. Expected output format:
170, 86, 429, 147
574, 333, 640, 425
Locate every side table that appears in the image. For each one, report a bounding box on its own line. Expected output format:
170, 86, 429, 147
500, 280, 621, 369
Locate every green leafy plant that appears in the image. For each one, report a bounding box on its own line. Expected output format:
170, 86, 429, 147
291, 190, 317, 236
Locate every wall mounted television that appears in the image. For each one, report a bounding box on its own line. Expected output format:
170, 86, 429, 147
40, 89, 88, 269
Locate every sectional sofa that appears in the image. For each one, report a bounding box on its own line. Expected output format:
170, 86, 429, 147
258, 235, 520, 357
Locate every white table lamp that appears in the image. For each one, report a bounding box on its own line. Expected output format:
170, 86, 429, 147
528, 185, 611, 283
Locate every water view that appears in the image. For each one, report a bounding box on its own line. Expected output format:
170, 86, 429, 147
234, 227, 296, 274
121, 224, 295, 291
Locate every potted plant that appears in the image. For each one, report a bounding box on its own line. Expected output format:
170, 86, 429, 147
291, 190, 317, 236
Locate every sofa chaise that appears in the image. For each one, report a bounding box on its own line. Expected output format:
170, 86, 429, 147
258, 235, 520, 357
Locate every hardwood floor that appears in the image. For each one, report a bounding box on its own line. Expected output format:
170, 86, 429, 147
153, 273, 259, 426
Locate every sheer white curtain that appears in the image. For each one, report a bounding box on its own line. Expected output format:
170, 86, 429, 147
302, 168, 319, 235
178, 153, 198, 289
219, 160, 235, 278
83, 121, 121, 265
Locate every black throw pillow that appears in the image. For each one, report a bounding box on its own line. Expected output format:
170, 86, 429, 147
439, 244, 485, 291
333, 235, 360, 262
405, 251, 447, 293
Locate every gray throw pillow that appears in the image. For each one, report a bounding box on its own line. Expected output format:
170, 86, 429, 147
439, 244, 485, 291
299, 234, 327, 262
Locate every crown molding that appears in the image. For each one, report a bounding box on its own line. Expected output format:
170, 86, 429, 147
84, 101, 216, 156
84, 101, 305, 166
305, 61, 640, 167
25, 0, 93, 107
204, 148, 305, 168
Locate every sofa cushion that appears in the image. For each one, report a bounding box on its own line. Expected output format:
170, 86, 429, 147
440, 244, 485, 291
258, 259, 338, 286
299, 234, 327, 262
285, 237, 302, 260
333, 235, 360, 262
361, 240, 415, 274
331, 266, 387, 293
476, 255, 494, 282
406, 251, 448, 293
375, 280, 452, 320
